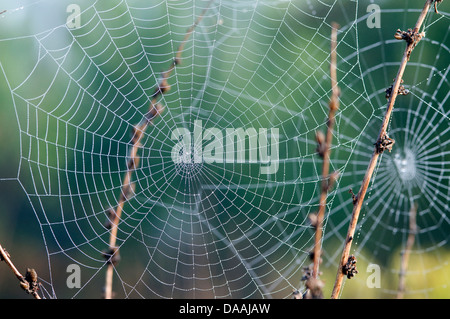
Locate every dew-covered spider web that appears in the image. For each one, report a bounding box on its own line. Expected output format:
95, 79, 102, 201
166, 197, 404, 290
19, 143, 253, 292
0, 0, 449, 299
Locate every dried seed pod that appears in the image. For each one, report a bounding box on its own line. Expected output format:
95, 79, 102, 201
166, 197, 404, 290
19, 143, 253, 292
434, 0, 442, 14
374, 133, 395, 154
104, 208, 116, 229
305, 277, 324, 299
309, 250, 323, 266
315, 130, 326, 158
327, 170, 340, 191
145, 103, 164, 123
394, 29, 404, 40
24, 268, 39, 294
131, 125, 143, 145
398, 84, 409, 96
315, 130, 325, 146
329, 90, 340, 111
152, 77, 171, 97
122, 182, 136, 200
127, 155, 140, 170
292, 289, 302, 299
25, 268, 38, 283
103, 248, 120, 266
308, 213, 318, 229
342, 255, 358, 279
301, 265, 313, 281
0, 248, 10, 261
20, 280, 30, 292
349, 188, 357, 205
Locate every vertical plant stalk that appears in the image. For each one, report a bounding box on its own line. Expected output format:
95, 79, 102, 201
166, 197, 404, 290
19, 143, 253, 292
0, 244, 41, 299
312, 23, 340, 280
103, 1, 213, 299
397, 203, 417, 299
331, 0, 435, 299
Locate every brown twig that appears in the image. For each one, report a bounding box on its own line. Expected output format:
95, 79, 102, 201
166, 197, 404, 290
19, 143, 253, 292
397, 203, 417, 299
0, 244, 41, 299
331, 0, 435, 299
301, 23, 340, 300
103, 1, 213, 299
311, 23, 340, 283
433, 0, 443, 14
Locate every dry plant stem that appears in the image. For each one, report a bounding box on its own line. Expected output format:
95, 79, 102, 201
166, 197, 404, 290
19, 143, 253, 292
312, 23, 340, 279
0, 244, 41, 299
331, 0, 434, 299
103, 1, 213, 299
396, 203, 417, 299
330, 0, 434, 299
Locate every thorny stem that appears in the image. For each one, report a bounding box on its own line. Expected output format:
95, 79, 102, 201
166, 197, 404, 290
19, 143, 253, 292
103, 1, 213, 299
0, 244, 41, 299
397, 203, 417, 299
312, 23, 340, 280
331, 0, 436, 299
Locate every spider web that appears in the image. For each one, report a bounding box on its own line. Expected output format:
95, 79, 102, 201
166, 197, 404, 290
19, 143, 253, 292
0, 0, 448, 299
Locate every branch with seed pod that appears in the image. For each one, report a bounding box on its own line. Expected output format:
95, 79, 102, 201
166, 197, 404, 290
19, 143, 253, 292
331, 0, 438, 299
0, 243, 41, 299
300, 23, 341, 299
103, 1, 214, 299
312, 23, 341, 280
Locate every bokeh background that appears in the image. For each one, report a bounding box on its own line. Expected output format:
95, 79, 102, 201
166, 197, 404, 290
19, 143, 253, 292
0, 0, 449, 298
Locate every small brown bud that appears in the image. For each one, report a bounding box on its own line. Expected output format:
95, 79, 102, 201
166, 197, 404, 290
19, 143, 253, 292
127, 155, 140, 170
122, 182, 136, 200
131, 126, 143, 145
315, 130, 326, 157
292, 289, 302, 299
394, 29, 404, 40
103, 248, 120, 266
26, 268, 38, 283
145, 103, 164, 123
327, 171, 340, 191
305, 277, 324, 299
349, 188, 357, 205
20, 281, 30, 292
343, 255, 358, 279
104, 208, 116, 229
308, 213, 318, 228
0, 248, 10, 261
